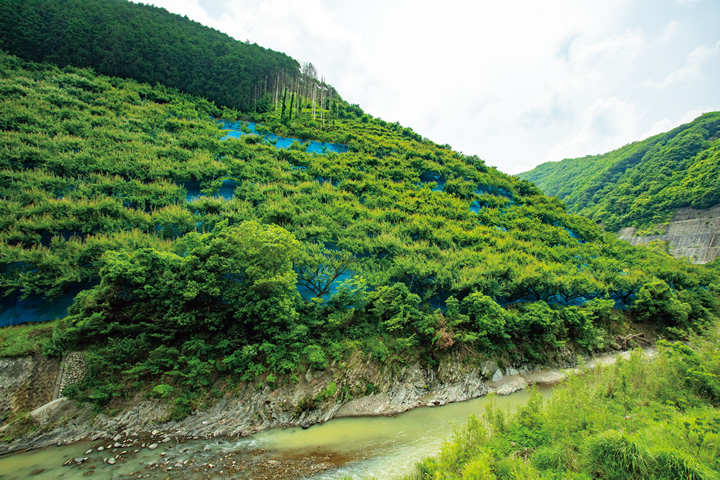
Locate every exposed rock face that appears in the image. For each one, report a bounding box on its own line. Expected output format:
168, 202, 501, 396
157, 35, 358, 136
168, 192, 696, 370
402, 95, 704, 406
617, 204, 720, 264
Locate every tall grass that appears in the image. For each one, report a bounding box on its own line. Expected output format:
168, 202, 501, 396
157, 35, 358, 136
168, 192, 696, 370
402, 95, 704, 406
406, 325, 720, 479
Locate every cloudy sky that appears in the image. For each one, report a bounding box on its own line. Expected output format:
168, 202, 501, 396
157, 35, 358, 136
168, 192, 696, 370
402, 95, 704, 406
132, 0, 720, 174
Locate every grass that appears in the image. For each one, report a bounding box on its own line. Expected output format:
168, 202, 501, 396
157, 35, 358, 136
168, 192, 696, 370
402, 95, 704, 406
405, 323, 720, 479
0, 320, 58, 357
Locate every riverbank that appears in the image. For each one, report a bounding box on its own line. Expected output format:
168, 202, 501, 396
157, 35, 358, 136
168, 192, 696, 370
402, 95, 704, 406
0, 345, 652, 458
409, 333, 720, 479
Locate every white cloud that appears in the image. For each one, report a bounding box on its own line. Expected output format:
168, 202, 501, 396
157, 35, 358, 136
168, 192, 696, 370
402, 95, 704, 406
569, 27, 647, 69
546, 98, 639, 161
638, 118, 675, 140
658, 21, 679, 45
647, 40, 720, 89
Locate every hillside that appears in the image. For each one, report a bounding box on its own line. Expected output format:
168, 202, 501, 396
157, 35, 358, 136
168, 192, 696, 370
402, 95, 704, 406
518, 112, 720, 233
0, 0, 299, 112
1, 50, 718, 418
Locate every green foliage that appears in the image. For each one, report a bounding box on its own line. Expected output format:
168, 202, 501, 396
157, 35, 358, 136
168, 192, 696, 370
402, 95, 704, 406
315, 381, 338, 403
0, 320, 56, 357
462, 293, 508, 348
518, 112, 720, 231
408, 328, 720, 479
304, 344, 329, 370
584, 430, 653, 480
0, 0, 298, 112
632, 280, 692, 328
150, 384, 174, 399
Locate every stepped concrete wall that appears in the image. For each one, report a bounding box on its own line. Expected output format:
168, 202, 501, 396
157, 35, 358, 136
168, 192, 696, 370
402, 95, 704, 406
0, 356, 59, 418
0, 352, 87, 422
617, 204, 720, 264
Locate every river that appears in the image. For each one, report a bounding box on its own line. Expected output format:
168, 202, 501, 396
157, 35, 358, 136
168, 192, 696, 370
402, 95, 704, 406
0, 387, 551, 479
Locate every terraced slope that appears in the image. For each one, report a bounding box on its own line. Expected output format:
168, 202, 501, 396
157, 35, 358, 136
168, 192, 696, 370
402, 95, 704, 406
1, 53, 717, 416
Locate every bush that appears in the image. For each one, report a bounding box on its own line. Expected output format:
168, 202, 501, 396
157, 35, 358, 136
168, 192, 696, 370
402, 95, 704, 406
583, 430, 652, 480
304, 344, 328, 370
151, 384, 174, 399
461, 451, 496, 479
494, 457, 542, 479
632, 280, 691, 328
652, 449, 715, 480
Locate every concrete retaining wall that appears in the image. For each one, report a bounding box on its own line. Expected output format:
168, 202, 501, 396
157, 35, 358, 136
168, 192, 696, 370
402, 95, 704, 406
617, 204, 720, 264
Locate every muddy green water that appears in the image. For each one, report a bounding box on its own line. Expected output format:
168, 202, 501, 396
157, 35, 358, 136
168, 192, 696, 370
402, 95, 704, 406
0, 387, 551, 479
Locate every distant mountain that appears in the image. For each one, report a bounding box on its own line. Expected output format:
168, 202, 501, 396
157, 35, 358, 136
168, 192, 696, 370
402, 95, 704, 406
0, 0, 299, 112
518, 112, 720, 232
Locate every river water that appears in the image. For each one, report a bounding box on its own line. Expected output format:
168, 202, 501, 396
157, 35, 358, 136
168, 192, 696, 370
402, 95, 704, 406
0, 387, 550, 479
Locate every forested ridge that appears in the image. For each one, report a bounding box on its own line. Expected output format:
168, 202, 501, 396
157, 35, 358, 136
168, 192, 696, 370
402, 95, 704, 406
518, 112, 720, 232
0, 0, 300, 112
1, 50, 718, 419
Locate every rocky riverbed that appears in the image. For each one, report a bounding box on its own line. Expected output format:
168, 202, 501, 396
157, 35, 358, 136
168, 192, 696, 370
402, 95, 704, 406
0, 345, 652, 461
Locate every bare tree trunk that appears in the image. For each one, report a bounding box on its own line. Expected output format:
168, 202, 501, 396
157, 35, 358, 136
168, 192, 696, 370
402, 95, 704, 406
320, 76, 325, 128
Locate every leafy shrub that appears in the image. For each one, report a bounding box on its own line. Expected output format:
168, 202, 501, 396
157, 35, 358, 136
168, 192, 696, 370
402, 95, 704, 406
151, 384, 174, 399
583, 430, 652, 480
652, 449, 715, 480
304, 344, 328, 370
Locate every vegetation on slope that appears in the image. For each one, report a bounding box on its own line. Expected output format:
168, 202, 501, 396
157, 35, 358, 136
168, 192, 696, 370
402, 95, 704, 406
409, 328, 720, 479
0, 320, 57, 358
518, 112, 720, 232
0, 0, 300, 112
1, 52, 718, 418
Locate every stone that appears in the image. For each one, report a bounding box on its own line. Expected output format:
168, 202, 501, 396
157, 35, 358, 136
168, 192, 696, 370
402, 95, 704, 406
482, 360, 498, 378
491, 368, 503, 382
492, 376, 528, 396
148, 443, 158, 450
522, 370, 566, 386
106, 457, 116, 465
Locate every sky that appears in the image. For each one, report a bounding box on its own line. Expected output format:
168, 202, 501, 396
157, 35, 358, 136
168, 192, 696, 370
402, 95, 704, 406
132, 0, 720, 174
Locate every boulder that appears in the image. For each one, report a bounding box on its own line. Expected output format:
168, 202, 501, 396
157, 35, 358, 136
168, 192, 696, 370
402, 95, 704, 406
30, 397, 73, 428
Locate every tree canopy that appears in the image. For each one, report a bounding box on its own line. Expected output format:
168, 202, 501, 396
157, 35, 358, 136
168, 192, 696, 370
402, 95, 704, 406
0, 0, 299, 111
